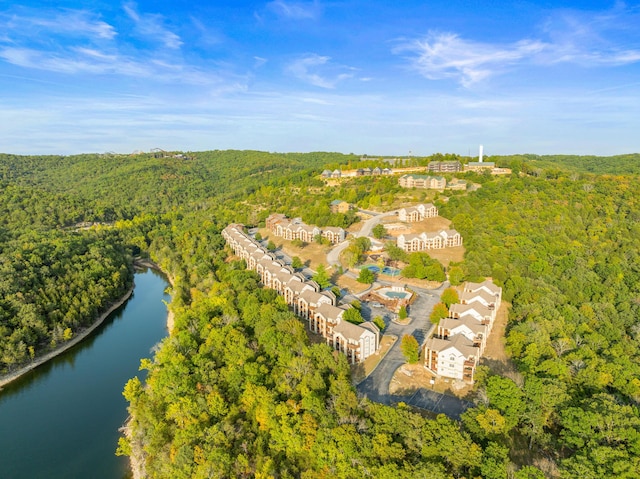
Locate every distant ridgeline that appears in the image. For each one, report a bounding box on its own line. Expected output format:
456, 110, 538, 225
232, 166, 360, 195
493, 153, 640, 175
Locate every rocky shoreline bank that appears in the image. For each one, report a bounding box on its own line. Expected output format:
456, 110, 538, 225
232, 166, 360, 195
0, 284, 134, 390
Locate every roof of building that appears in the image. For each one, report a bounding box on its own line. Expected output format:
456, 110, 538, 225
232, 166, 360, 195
360, 321, 380, 335
459, 289, 496, 305
467, 162, 495, 167
286, 278, 313, 294
449, 302, 493, 319
333, 319, 374, 341
425, 333, 479, 358
299, 289, 333, 305
439, 317, 487, 335
398, 233, 423, 242
465, 280, 502, 296
315, 302, 345, 320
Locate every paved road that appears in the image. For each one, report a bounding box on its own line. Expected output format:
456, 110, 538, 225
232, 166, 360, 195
326, 209, 398, 267
326, 239, 350, 267
257, 219, 474, 419
355, 281, 472, 418
356, 283, 440, 397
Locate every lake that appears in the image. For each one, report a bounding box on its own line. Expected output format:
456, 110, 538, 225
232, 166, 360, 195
0, 269, 169, 479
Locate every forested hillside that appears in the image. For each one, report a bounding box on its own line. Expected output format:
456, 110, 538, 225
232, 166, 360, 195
0, 151, 353, 372
0, 182, 132, 371
440, 175, 640, 477
492, 153, 640, 175
1, 151, 638, 477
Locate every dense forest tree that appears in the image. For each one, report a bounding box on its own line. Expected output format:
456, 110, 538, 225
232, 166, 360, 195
2, 150, 639, 477
439, 172, 640, 477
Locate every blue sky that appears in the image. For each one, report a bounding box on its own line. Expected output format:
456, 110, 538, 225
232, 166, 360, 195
1, 1, 639, 156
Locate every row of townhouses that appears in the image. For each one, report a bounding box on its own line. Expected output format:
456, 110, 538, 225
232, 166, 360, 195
398, 203, 438, 222
266, 214, 346, 244
222, 224, 380, 364
321, 167, 393, 178
398, 174, 468, 191
397, 230, 463, 252
424, 280, 502, 382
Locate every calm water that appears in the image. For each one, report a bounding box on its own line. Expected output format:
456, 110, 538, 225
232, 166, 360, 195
0, 269, 169, 479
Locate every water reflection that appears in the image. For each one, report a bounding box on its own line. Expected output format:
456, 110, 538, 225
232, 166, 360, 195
0, 269, 169, 479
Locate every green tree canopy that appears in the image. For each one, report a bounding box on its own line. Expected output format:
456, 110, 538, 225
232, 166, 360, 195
430, 303, 449, 324
357, 268, 375, 284
402, 253, 446, 281
401, 334, 420, 364
440, 287, 460, 308
343, 307, 364, 325
312, 264, 331, 289
372, 223, 386, 239
291, 256, 303, 270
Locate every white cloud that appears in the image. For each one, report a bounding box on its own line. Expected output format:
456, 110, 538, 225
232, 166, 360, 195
0, 45, 235, 86
253, 56, 268, 68
123, 2, 183, 49
397, 32, 546, 87
0, 5, 243, 87
286, 54, 354, 88
536, 8, 640, 67
266, 0, 321, 20
0, 8, 117, 41
398, 6, 640, 87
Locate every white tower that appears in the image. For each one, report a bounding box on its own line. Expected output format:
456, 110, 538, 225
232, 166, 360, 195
479, 144, 484, 163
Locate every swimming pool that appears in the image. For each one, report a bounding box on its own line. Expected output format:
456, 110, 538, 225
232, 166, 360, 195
374, 286, 413, 302
381, 266, 400, 276
361, 265, 400, 276
383, 291, 408, 299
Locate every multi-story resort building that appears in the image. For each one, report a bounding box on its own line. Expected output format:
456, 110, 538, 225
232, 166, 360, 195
423, 280, 502, 382
464, 161, 496, 172
330, 200, 352, 214
427, 161, 462, 173
222, 224, 379, 364
398, 174, 446, 190
266, 214, 346, 244
396, 229, 463, 252
398, 203, 438, 222
446, 178, 468, 190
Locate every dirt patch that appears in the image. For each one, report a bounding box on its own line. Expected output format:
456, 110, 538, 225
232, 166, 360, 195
424, 246, 465, 267
384, 216, 452, 237
351, 335, 397, 383
336, 274, 370, 295
481, 301, 519, 377
397, 277, 443, 290
413, 216, 453, 232
392, 316, 413, 326
389, 363, 474, 399
258, 228, 330, 270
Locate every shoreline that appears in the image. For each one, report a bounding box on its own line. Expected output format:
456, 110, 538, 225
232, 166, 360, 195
0, 258, 175, 390
0, 284, 135, 390
134, 258, 175, 334
129, 257, 175, 479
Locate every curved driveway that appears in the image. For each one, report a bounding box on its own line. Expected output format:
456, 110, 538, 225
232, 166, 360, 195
327, 212, 473, 419
327, 209, 397, 268
355, 281, 471, 419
